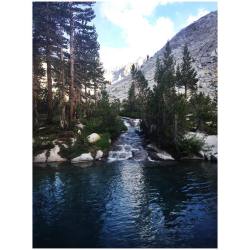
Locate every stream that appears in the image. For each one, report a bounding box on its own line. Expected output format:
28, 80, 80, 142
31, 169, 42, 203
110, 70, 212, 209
33, 118, 217, 248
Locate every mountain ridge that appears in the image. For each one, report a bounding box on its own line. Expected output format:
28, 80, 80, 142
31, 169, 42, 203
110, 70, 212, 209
107, 11, 217, 101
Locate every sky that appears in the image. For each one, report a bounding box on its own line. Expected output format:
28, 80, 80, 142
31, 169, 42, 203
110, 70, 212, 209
93, 1, 217, 74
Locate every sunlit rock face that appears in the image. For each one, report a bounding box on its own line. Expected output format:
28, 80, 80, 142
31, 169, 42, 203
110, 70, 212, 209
107, 11, 217, 101
105, 57, 146, 84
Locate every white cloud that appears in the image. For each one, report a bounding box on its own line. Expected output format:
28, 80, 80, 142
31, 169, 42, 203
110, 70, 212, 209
99, 0, 175, 73
186, 8, 209, 26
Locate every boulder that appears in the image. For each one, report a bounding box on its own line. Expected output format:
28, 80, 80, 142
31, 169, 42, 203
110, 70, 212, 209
47, 145, 67, 162
76, 123, 85, 129
71, 153, 94, 163
34, 150, 47, 163
147, 144, 174, 161
87, 133, 101, 144
95, 150, 103, 160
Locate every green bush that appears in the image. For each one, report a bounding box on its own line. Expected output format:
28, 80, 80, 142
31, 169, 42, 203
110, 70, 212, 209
58, 137, 89, 160
33, 137, 54, 156
178, 135, 204, 157
95, 133, 111, 151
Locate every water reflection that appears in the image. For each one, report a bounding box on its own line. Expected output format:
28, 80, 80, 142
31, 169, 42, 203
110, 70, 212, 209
33, 160, 217, 248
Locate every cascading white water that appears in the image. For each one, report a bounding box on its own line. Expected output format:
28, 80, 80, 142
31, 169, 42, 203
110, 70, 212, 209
108, 118, 148, 162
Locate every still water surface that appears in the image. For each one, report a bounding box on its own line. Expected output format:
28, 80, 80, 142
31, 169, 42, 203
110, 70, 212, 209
33, 120, 217, 248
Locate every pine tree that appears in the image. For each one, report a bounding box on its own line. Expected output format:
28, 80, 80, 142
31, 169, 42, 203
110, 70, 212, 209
145, 42, 189, 156
33, 2, 68, 124
127, 82, 137, 116
66, 2, 105, 124
33, 6, 46, 127
176, 44, 198, 99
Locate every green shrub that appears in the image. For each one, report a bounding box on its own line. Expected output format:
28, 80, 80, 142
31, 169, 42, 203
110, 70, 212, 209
95, 133, 111, 151
59, 137, 89, 160
178, 135, 204, 157
33, 137, 54, 156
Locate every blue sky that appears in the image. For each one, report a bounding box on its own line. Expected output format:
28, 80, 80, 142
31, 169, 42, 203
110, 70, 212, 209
92, 1, 217, 74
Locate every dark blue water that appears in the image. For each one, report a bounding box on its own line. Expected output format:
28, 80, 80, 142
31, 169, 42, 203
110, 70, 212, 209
33, 160, 217, 248
33, 121, 217, 248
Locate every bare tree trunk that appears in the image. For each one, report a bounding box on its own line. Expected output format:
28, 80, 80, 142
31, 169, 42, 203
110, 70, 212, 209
184, 85, 187, 99
33, 74, 39, 127
84, 85, 88, 117
59, 48, 67, 129
173, 113, 178, 147
94, 86, 97, 105
69, 5, 75, 125
46, 2, 53, 124
46, 55, 53, 123
74, 86, 81, 119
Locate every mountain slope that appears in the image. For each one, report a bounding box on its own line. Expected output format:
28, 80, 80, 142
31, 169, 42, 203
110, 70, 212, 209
107, 11, 217, 101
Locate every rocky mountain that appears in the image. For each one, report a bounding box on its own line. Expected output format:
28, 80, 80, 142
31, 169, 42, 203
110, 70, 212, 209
105, 56, 147, 83
107, 11, 217, 101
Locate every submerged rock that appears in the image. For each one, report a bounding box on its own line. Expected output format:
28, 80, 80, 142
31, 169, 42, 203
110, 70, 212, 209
71, 153, 94, 163
87, 133, 101, 144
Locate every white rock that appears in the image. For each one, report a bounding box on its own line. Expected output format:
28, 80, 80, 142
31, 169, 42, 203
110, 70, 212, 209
156, 152, 174, 160
34, 151, 47, 163
76, 123, 84, 129
47, 145, 67, 162
95, 150, 103, 160
203, 135, 217, 160
71, 153, 94, 163
147, 144, 174, 160
77, 129, 81, 135
87, 133, 101, 144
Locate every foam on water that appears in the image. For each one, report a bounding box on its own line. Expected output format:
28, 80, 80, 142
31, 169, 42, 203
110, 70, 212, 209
108, 118, 147, 162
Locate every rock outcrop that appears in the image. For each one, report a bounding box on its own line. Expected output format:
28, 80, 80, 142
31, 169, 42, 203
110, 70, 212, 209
33, 145, 67, 163
107, 11, 217, 101
47, 145, 67, 162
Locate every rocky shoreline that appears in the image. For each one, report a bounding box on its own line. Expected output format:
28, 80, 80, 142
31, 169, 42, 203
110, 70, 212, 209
33, 118, 217, 164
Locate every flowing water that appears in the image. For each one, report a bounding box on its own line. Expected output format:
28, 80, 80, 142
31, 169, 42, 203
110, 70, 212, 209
33, 119, 217, 248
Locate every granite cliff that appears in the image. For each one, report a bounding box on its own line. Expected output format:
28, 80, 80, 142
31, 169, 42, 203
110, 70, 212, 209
107, 11, 217, 101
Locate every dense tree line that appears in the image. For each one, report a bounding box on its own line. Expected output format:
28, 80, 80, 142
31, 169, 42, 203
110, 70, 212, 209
122, 43, 217, 158
33, 2, 108, 129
